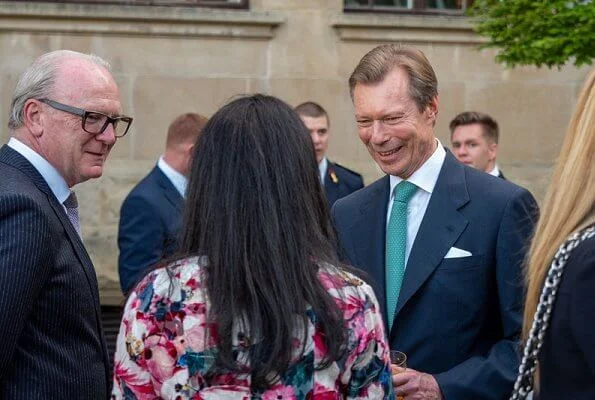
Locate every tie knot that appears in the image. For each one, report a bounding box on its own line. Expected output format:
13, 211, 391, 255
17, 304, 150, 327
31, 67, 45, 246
63, 191, 78, 209
394, 180, 417, 203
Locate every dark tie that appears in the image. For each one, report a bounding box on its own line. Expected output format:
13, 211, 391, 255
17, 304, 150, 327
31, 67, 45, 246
63, 191, 81, 237
385, 180, 417, 328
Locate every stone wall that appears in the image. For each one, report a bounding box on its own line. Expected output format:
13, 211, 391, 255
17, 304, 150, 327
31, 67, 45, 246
0, 0, 590, 304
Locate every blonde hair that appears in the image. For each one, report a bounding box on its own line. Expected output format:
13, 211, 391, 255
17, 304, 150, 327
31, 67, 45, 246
523, 69, 595, 346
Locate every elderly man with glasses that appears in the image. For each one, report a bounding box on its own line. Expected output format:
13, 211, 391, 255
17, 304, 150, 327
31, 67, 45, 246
0, 50, 132, 398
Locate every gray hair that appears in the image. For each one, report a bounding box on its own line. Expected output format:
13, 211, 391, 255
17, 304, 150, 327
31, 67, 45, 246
349, 44, 438, 112
8, 50, 111, 130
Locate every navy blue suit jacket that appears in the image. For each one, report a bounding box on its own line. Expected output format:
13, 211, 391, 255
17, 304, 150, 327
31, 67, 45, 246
324, 160, 364, 207
539, 233, 595, 400
332, 152, 538, 399
0, 145, 110, 398
118, 166, 183, 294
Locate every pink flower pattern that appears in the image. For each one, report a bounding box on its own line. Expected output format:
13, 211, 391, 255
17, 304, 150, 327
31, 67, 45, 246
112, 257, 394, 399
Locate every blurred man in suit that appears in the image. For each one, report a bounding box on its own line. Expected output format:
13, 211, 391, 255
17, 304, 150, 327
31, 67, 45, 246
332, 44, 538, 399
0, 50, 132, 398
118, 112, 207, 294
450, 111, 505, 179
295, 101, 364, 206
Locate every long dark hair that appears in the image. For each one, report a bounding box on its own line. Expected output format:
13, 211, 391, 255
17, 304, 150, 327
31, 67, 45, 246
180, 94, 346, 389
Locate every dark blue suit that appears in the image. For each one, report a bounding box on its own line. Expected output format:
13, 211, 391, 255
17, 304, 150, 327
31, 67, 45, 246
539, 233, 595, 400
0, 145, 109, 398
332, 152, 538, 399
118, 166, 183, 294
323, 160, 364, 207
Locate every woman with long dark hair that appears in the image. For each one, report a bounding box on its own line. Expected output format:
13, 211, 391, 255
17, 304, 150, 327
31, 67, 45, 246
112, 94, 394, 399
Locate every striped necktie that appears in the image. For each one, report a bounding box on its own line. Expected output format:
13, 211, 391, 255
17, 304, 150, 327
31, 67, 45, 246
63, 191, 81, 237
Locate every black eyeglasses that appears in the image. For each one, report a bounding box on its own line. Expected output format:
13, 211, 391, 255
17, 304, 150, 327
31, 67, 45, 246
38, 98, 133, 138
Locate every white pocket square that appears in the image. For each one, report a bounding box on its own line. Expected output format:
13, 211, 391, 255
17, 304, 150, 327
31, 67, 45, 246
444, 247, 472, 259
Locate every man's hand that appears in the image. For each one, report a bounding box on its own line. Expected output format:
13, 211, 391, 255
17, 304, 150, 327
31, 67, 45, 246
392, 367, 443, 400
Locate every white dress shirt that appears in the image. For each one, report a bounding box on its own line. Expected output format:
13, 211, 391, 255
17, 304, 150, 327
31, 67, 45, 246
7, 138, 71, 213
488, 164, 500, 177
318, 157, 328, 186
386, 140, 446, 269
157, 156, 188, 198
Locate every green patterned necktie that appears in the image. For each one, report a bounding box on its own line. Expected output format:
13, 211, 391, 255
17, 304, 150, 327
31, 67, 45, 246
385, 180, 418, 328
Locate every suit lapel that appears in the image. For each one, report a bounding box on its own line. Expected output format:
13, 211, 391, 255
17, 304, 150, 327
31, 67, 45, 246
0, 145, 109, 377
349, 176, 390, 323
154, 167, 184, 213
392, 153, 470, 320
1, 146, 98, 280
323, 161, 339, 206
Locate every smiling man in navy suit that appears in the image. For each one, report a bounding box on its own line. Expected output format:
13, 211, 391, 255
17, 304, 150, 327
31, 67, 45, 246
118, 112, 207, 294
295, 101, 364, 206
332, 44, 538, 399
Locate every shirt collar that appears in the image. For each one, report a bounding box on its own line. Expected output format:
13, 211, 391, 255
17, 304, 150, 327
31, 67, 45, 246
158, 156, 188, 197
318, 157, 328, 184
7, 137, 71, 204
389, 139, 446, 198
488, 164, 500, 177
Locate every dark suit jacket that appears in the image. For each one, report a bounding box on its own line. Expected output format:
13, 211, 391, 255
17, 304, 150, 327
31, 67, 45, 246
539, 233, 595, 400
0, 145, 109, 399
324, 160, 364, 207
118, 166, 183, 294
332, 151, 538, 400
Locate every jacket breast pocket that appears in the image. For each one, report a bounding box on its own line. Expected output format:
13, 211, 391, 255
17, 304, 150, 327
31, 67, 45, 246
437, 254, 485, 271
431, 254, 490, 326
429, 255, 491, 363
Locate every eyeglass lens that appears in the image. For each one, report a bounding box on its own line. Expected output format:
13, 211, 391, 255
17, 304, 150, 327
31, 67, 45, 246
84, 112, 130, 137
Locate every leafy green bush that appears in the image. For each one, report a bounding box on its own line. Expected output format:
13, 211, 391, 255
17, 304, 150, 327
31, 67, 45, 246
468, 0, 595, 68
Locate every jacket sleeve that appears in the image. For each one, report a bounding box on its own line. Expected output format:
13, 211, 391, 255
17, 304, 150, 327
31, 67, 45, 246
118, 194, 165, 294
0, 194, 53, 376
434, 187, 539, 399
111, 288, 157, 399
344, 283, 395, 400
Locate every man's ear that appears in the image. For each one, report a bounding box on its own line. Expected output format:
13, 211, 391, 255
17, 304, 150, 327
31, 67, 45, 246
488, 141, 498, 161
183, 142, 196, 175
22, 99, 44, 137
185, 142, 195, 158
427, 96, 439, 125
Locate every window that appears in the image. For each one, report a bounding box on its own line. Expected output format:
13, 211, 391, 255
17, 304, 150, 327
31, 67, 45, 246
344, 0, 472, 13
11, 0, 249, 8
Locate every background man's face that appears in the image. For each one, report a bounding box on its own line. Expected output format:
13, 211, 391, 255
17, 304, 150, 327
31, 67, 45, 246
353, 68, 437, 179
451, 123, 497, 173
300, 115, 329, 164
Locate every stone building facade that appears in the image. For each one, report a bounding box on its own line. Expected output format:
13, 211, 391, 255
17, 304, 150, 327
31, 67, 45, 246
0, 0, 590, 304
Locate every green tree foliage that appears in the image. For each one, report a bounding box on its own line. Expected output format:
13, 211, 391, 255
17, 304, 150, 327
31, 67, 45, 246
468, 0, 595, 68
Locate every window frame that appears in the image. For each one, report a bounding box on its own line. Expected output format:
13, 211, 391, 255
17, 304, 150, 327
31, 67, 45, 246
344, 0, 472, 15
5, 0, 249, 9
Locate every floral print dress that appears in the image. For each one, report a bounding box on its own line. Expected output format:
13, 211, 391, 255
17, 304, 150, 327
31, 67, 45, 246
112, 256, 394, 400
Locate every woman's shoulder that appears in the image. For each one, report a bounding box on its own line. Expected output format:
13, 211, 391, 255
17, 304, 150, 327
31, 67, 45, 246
317, 263, 377, 299
133, 256, 208, 300
563, 233, 595, 281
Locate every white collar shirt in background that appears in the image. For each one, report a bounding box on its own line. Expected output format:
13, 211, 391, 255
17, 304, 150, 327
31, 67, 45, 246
386, 140, 446, 269
318, 157, 328, 186
488, 164, 500, 177
158, 156, 188, 198
8, 137, 71, 212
